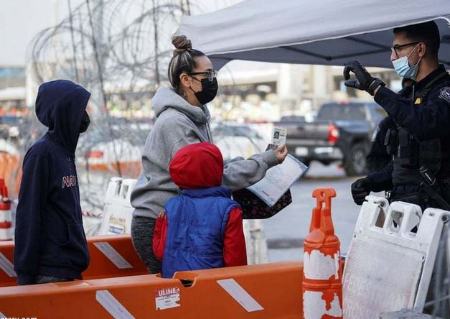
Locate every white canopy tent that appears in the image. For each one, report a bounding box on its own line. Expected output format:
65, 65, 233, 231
177, 0, 450, 69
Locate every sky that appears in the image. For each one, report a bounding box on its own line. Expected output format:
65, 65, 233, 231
0, 0, 241, 67
0, 0, 71, 66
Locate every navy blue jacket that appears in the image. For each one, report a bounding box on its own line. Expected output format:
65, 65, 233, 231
162, 187, 238, 278
14, 80, 91, 284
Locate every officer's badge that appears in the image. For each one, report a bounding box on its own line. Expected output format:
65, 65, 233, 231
439, 87, 450, 103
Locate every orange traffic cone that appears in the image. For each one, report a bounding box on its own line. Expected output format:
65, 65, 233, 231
0, 179, 12, 240
303, 188, 342, 319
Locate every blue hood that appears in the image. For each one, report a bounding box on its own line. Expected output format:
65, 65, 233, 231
35, 80, 91, 153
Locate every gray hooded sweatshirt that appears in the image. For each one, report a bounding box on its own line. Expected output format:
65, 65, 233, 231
130, 87, 278, 218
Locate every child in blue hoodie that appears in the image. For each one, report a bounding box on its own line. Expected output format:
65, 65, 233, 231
14, 80, 91, 285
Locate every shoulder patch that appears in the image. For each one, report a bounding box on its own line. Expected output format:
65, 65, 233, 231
439, 87, 450, 103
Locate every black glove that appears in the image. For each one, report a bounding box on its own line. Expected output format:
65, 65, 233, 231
343, 61, 385, 96
351, 177, 372, 205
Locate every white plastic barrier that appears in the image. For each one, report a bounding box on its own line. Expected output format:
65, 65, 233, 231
343, 195, 447, 318
98, 177, 268, 264
98, 177, 136, 235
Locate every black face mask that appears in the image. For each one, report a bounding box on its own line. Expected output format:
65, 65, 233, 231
79, 111, 90, 133
193, 78, 218, 105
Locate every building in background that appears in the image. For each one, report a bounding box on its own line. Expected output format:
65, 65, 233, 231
0, 66, 26, 113
213, 61, 396, 122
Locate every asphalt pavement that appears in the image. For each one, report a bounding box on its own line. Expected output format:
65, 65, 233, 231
262, 161, 364, 262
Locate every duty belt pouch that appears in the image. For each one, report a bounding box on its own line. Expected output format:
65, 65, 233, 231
384, 128, 398, 156
397, 129, 418, 167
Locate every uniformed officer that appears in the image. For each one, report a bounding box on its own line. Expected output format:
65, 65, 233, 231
344, 21, 450, 210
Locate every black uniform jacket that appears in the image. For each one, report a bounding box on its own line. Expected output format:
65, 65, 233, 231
367, 65, 450, 192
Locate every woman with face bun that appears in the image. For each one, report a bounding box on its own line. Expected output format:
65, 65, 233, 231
130, 35, 288, 273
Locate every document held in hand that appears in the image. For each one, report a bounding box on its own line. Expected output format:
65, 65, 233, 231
247, 154, 308, 206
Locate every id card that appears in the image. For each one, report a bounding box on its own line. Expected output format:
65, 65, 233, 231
272, 127, 287, 146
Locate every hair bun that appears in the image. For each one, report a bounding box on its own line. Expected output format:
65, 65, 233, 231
172, 35, 192, 55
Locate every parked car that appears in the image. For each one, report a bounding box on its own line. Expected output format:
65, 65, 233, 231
211, 123, 266, 160
276, 101, 386, 176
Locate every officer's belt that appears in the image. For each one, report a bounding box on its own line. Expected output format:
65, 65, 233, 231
420, 166, 450, 210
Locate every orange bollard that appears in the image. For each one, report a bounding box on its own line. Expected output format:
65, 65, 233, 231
0, 154, 6, 180
0, 153, 21, 199
303, 188, 342, 319
0, 179, 12, 240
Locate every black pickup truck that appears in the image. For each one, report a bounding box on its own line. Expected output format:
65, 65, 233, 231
277, 101, 386, 176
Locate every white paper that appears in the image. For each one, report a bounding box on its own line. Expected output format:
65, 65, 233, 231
94, 242, 133, 269
247, 154, 307, 206
155, 287, 181, 310
0, 253, 16, 277
96, 290, 135, 319
217, 279, 263, 312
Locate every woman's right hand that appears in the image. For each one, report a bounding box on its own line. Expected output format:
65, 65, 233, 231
274, 144, 288, 163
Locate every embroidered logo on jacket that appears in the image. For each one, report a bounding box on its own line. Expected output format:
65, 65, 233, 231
439, 87, 450, 103
62, 175, 77, 189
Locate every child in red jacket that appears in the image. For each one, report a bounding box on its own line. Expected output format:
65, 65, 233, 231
153, 142, 247, 278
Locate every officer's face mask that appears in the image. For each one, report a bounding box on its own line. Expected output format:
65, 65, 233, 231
79, 111, 90, 133
392, 44, 422, 80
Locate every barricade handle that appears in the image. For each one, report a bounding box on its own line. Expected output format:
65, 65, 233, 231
384, 202, 422, 236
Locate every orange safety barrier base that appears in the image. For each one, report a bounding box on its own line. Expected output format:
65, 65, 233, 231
0, 235, 147, 287
0, 261, 303, 319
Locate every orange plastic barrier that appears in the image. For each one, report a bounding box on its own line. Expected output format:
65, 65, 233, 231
0, 179, 12, 240
0, 235, 147, 287
0, 262, 303, 319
